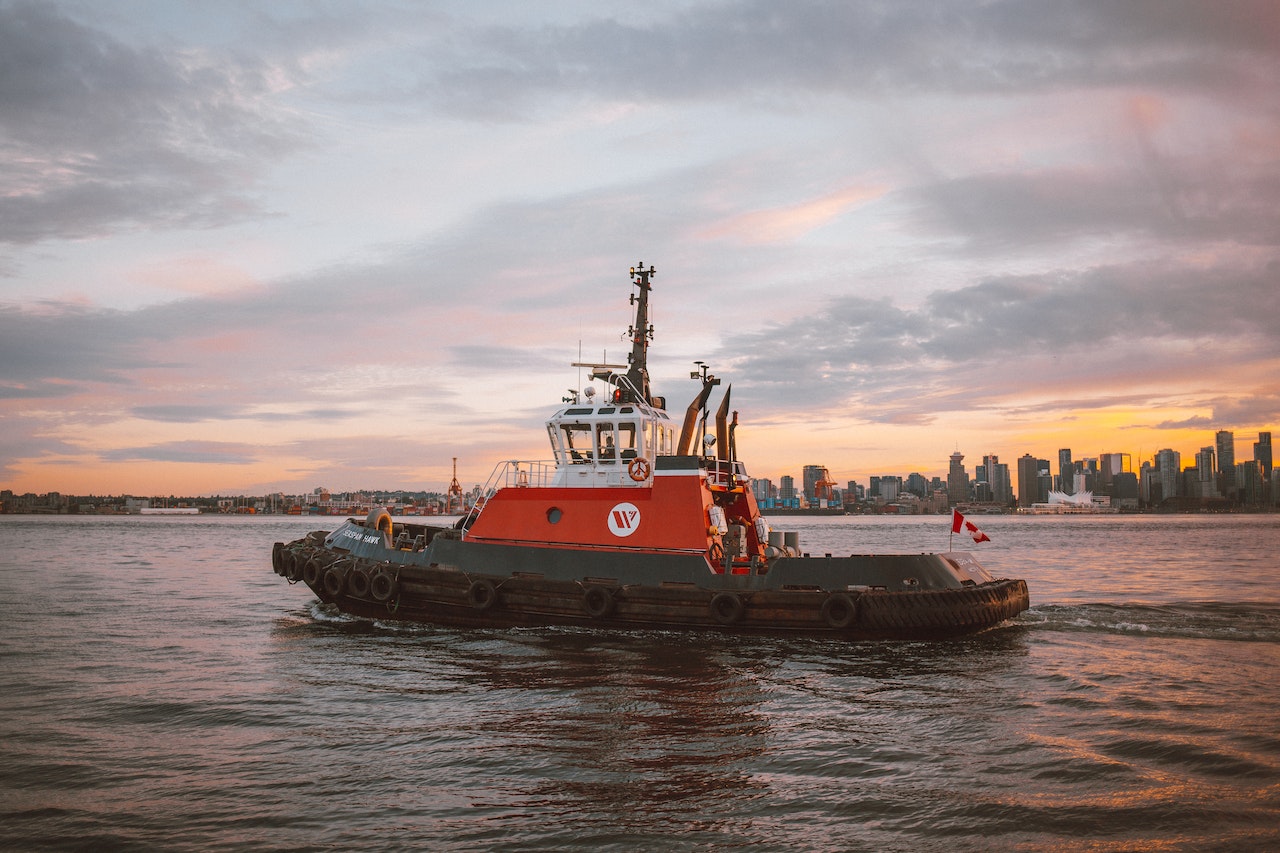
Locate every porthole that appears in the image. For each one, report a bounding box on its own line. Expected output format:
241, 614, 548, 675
546, 507, 563, 524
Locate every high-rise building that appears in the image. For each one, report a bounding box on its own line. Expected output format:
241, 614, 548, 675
802, 464, 830, 502
1155, 448, 1181, 503
1017, 454, 1040, 508
1194, 446, 1218, 498
779, 475, 796, 501
982, 454, 1011, 504
1058, 449, 1073, 494
1216, 430, 1236, 499
1255, 432, 1273, 478
947, 451, 968, 506
1237, 460, 1263, 507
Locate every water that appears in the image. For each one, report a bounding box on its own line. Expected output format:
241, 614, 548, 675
1, 513, 1277, 851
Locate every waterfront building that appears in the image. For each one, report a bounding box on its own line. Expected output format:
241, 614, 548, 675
1255, 432, 1273, 478
1155, 448, 1182, 502
947, 451, 968, 506
1194, 447, 1219, 498
1017, 454, 1039, 508
982, 455, 1012, 505
1216, 430, 1236, 500
779, 475, 796, 501
1112, 472, 1139, 509
1238, 461, 1263, 507
1057, 449, 1073, 494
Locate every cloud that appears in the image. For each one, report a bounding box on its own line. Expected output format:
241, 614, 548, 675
413, 1, 1280, 118
100, 440, 259, 465
722, 257, 1280, 423
0, 2, 303, 247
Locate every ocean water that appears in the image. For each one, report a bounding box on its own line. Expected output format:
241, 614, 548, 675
1, 513, 1277, 851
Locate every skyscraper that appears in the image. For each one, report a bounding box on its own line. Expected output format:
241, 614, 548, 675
1058, 449, 1073, 494
1255, 432, 1273, 478
1216, 430, 1236, 499
1155, 448, 1181, 503
1016, 454, 1039, 508
947, 451, 968, 506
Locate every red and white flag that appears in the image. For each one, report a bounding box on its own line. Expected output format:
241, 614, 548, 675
951, 509, 990, 543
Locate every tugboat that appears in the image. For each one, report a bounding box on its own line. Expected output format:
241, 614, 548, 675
272, 264, 1029, 638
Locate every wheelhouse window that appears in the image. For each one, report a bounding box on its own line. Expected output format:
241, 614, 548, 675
596, 423, 617, 463
555, 422, 594, 463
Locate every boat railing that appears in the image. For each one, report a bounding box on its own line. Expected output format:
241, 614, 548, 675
705, 458, 750, 491
482, 459, 559, 494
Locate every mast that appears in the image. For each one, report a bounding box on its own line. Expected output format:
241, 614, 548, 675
626, 263, 655, 404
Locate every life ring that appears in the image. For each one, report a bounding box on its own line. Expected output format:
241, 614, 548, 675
366, 507, 394, 539
303, 557, 323, 586
347, 567, 371, 598
821, 593, 858, 629
710, 592, 745, 625
466, 578, 499, 611
285, 551, 304, 583
322, 567, 345, 597
370, 570, 397, 602
582, 585, 616, 618
627, 457, 652, 482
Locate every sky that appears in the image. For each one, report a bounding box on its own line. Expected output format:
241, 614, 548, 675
2, 0, 1278, 498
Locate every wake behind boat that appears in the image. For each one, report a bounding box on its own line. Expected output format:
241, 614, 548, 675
272, 263, 1028, 638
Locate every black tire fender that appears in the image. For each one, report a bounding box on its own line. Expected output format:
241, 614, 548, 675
285, 551, 304, 583
370, 570, 397, 602
322, 567, 345, 597
582, 585, 615, 618
467, 578, 499, 611
821, 593, 858, 629
710, 592, 745, 625
347, 566, 371, 598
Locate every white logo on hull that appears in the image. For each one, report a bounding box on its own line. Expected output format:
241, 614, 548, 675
607, 502, 641, 537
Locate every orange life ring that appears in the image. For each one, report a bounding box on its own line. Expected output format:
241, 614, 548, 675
627, 457, 652, 482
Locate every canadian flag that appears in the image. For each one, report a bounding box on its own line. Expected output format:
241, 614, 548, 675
951, 509, 991, 543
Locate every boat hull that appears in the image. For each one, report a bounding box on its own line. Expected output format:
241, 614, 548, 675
272, 523, 1030, 639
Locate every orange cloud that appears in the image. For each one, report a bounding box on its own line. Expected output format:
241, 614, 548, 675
696, 184, 887, 245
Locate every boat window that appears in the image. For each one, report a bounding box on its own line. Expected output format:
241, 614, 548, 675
650, 421, 673, 456
596, 423, 617, 463
618, 421, 638, 459
598, 407, 616, 415
560, 422, 594, 463
564, 407, 593, 415
620, 407, 634, 413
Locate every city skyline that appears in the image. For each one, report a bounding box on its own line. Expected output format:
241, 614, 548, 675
6, 425, 1274, 506
3, 3, 1278, 497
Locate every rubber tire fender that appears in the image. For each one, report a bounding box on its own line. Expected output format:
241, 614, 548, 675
285, 551, 304, 583
582, 585, 615, 618
347, 566, 371, 598
370, 570, 397, 602
467, 578, 499, 611
303, 557, 323, 586
322, 567, 345, 597
710, 592, 745, 625
821, 593, 858, 629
